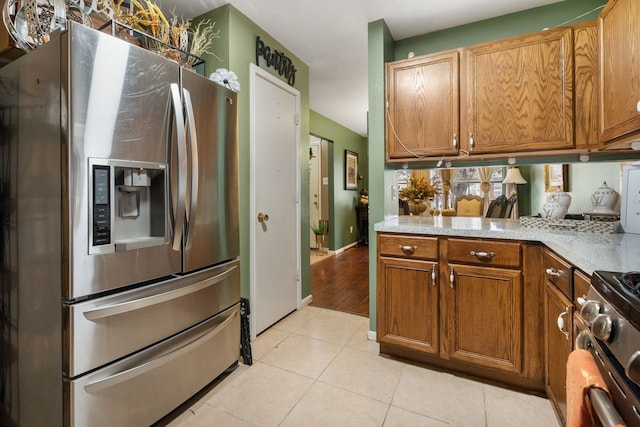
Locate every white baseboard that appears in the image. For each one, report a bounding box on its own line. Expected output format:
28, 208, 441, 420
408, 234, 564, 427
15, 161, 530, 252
367, 330, 376, 341
299, 294, 313, 309
335, 241, 359, 255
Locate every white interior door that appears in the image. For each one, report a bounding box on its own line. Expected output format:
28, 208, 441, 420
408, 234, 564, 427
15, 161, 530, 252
250, 65, 301, 337
309, 137, 321, 248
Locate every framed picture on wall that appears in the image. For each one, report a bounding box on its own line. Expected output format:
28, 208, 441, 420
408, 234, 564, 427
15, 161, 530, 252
345, 150, 358, 190
544, 164, 568, 192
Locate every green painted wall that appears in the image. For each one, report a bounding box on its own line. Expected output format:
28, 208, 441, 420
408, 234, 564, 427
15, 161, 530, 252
310, 110, 368, 250
195, 5, 312, 300
367, 20, 395, 330
367, 0, 607, 331
394, 0, 606, 59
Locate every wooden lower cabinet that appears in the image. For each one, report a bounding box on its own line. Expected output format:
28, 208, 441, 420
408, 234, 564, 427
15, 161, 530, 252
445, 264, 522, 374
377, 233, 544, 392
544, 280, 574, 426
377, 256, 439, 354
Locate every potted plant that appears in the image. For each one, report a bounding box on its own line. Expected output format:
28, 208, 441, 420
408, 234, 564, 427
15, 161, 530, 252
399, 176, 439, 215
311, 220, 328, 253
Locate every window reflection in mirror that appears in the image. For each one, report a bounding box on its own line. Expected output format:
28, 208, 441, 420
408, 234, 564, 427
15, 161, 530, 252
396, 161, 628, 218
397, 167, 506, 215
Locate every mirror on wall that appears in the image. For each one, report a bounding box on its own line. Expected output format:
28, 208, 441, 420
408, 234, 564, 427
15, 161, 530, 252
397, 166, 508, 217
396, 161, 629, 219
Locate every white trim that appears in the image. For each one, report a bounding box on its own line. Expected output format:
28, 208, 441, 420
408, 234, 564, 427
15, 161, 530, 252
249, 64, 302, 340
334, 241, 359, 255
367, 330, 377, 341
299, 294, 313, 308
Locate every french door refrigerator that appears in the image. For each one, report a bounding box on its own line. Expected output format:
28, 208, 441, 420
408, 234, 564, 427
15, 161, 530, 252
0, 22, 240, 426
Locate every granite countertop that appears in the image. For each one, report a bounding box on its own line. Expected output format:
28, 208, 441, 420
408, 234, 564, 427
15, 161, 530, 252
374, 216, 640, 275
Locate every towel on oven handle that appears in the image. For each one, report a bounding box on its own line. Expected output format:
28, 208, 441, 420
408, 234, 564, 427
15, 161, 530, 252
566, 349, 623, 427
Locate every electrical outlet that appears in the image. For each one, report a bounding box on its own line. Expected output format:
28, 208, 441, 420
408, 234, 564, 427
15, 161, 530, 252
349, 226, 354, 233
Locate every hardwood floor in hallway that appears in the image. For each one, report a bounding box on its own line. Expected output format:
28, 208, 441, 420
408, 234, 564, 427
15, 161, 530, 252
310, 245, 369, 316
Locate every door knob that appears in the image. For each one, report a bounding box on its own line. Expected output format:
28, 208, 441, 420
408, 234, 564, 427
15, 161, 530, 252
257, 212, 269, 223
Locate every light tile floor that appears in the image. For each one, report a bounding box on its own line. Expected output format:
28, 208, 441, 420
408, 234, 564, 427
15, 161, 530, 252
166, 306, 559, 427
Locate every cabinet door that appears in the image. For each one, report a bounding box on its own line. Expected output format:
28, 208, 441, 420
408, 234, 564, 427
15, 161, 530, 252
599, 0, 640, 145
463, 28, 574, 154
445, 265, 522, 374
377, 257, 439, 355
544, 280, 573, 426
386, 50, 460, 160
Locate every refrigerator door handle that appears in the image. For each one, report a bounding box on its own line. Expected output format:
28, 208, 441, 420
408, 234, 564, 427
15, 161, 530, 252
83, 308, 239, 394
170, 83, 187, 251
182, 88, 199, 250
82, 264, 238, 321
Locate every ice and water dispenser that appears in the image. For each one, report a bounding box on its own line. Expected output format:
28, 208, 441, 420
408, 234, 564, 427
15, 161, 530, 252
89, 158, 168, 254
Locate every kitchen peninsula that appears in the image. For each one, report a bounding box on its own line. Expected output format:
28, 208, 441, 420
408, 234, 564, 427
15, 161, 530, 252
374, 215, 640, 424
374, 216, 640, 274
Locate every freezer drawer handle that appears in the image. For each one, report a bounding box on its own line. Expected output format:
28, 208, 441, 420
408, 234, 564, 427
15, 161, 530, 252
83, 308, 239, 394
82, 265, 238, 321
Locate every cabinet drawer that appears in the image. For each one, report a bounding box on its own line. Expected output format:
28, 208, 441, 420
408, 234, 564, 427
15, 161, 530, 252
573, 270, 590, 307
447, 238, 521, 268
378, 234, 438, 260
543, 249, 572, 299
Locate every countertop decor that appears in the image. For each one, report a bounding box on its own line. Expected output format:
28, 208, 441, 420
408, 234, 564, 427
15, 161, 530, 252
375, 216, 640, 274
519, 215, 622, 234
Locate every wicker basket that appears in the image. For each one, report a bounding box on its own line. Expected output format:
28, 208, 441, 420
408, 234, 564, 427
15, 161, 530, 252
519, 215, 622, 234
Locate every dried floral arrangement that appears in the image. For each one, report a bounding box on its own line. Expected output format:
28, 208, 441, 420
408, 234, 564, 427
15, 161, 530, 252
97, 0, 221, 66
399, 176, 439, 201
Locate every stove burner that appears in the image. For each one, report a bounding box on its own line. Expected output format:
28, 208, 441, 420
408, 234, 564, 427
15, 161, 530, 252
617, 271, 640, 294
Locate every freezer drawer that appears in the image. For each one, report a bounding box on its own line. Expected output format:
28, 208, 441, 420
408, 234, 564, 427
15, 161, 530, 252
65, 260, 240, 377
66, 303, 240, 427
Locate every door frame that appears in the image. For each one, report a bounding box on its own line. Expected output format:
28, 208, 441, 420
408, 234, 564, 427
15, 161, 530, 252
309, 136, 322, 248
249, 64, 302, 339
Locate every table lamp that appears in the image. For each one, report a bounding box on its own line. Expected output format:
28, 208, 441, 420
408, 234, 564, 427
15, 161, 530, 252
502, 167, 527, 218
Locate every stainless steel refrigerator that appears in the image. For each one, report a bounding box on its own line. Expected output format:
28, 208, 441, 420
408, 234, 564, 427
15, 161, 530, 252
0, 22, 240, 426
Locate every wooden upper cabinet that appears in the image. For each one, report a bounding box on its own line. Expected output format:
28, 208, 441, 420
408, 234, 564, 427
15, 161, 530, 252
385, 50, 460, 161
462, 28, 575, 154
599, 0, 640, 146
573, 22, 599, 150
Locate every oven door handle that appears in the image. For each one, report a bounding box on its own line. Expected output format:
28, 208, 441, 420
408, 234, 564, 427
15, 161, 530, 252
589, 387, 626, 427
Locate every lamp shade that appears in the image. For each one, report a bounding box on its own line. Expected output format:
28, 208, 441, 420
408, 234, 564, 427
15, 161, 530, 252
502, 167, 527, 184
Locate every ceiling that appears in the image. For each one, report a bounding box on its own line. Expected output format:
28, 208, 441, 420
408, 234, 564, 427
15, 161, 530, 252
157, 0, 564, 137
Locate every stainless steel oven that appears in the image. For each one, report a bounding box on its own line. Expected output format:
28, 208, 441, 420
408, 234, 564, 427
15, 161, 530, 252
575, 271, 640, 426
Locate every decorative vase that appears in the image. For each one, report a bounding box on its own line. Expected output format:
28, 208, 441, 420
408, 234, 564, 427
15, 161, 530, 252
407, 199, 428, 216
547, 191, 572, 211
541, 201, 567, 220
591, 181, 619, 213
314, 233, 327, 253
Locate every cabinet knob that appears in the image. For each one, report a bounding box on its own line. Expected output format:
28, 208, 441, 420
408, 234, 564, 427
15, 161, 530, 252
399, 245, 418, 255
545, 267, 562, 277
469, 132, 475, 151
557, 308, 570, 340
431, 264, 437, 286
469, 250, 495, 260
449, 267, 455, 288
453, 133, 458, 150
